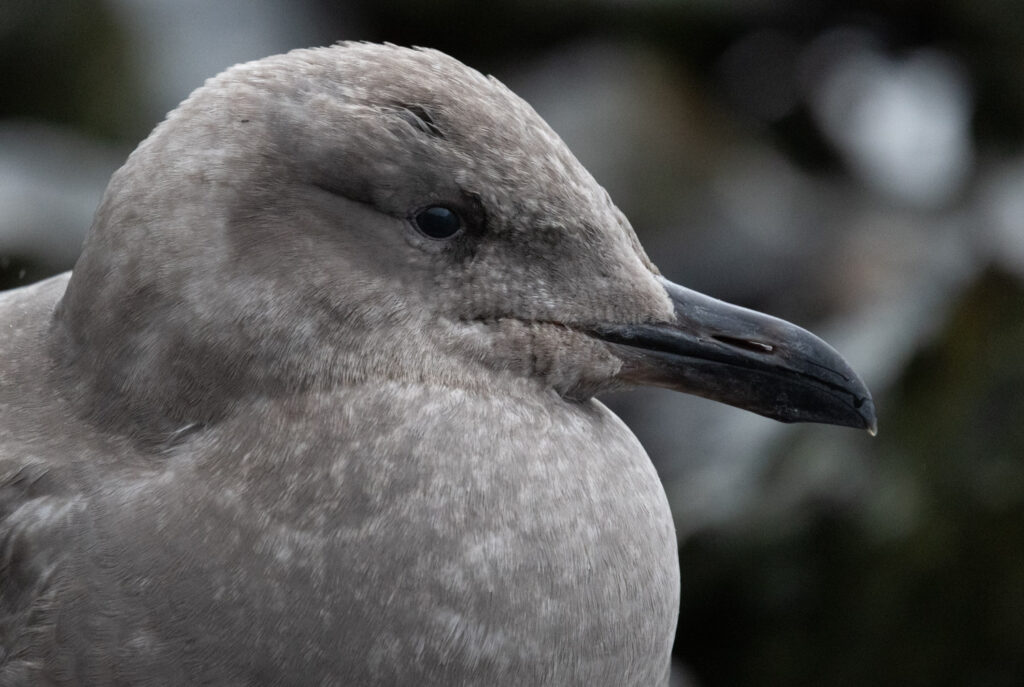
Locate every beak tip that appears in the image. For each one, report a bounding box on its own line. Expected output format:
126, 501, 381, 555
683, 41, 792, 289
858, 396, 878, 436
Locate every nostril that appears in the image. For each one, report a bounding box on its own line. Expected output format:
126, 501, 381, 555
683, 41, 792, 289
713, 335, 775, 354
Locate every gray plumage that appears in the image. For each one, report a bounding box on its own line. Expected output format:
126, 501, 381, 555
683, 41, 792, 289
0, 43, 874, 686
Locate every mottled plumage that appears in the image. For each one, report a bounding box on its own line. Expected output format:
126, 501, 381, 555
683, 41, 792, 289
0, 43, 873, 685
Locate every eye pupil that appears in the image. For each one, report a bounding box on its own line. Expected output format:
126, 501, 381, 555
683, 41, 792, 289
415, 206, 462, 239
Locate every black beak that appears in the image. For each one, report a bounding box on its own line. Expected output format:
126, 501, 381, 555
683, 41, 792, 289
590, 277, 877, 433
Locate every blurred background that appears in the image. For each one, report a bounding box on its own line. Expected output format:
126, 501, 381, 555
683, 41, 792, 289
2, 0, 1022, 684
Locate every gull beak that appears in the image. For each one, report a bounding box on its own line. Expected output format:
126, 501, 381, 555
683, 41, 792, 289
591, 277, 877, 433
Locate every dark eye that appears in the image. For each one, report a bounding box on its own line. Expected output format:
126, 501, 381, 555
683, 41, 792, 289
414, 206, 462, 239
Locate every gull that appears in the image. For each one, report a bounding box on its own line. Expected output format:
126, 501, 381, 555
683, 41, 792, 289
0, 43, 875, 686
